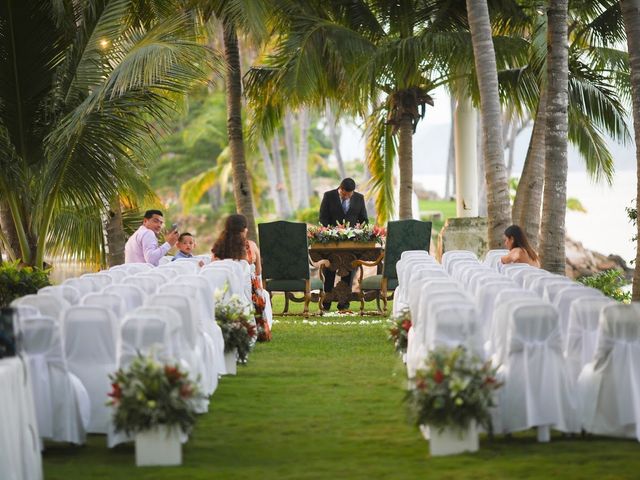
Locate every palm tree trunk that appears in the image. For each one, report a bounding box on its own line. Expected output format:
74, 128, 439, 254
258, 139, 282, 216
0, 201, 19, 261
283, 110, 300, 209
271, 133, 293, 217
398, 115, 413, 219
105, 197, 125, 267
222, 19, 257, 241
466, 0, 511, 247
326, 104, 346, 179
621, 0, 640, 299
297, 107, 311, 209
513, 88, 547, 250
539, 0, 569, 274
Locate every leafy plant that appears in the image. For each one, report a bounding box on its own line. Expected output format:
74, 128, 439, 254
578, 269, 631, 303
108, 355, 202, 435
388, 309, 411, 354
215, 289, 257, 363
405, 346, 501, 433
307, 223, 386, 246
0, 261, 51, 307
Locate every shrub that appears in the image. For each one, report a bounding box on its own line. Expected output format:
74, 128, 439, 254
578, 269, 631, 303
0, 261, 51, 307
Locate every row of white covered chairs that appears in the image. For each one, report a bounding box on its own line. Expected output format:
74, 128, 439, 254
399, 248, 640, 442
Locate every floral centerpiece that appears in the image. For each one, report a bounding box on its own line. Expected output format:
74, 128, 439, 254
215, 289, 257, 364
108, 354, 202, 436
406, 346, 501, 434
388, 308, 411, 354
307, 223, 386, 246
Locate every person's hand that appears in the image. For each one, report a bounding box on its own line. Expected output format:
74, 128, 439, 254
166, 229, 180, 246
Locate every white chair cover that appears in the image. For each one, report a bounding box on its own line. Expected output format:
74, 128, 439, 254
38, 285, 81, 305
130, 306, 185, 366
521, 270, 554, 291
495, 302, 577, 434
161, 260, 199, 274
444, 258, 479, 276
62, 277, 95, 297
62, 306, 119, 434
578, 303, 640, 439
122, 274, 163, 295
467, 270, 506, 296
543, 279, 581, 304
482, 249, 509, 270
13, 304, 41, 322
119, 314, 172, 367
110, 263, 153, 274
565, 297, 614, 384
80, 293, 126, 322
509, 266, 542, 286
530, 274, 572, 298
424, 302, 482, 357
394, 263, 445, 315
441, 250, 478, 270
20, 316, 90, 444
80, 273, 113, 290
101, 269, 128, 284
102, 284, 146, 311
475, 279, 518, 341
159, 255, 173, 265
500, 263, 533, 277
552, 285, 604, 340
11, 294, 69, 323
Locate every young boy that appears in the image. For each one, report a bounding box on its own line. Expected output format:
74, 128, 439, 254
172, 232, 196, 261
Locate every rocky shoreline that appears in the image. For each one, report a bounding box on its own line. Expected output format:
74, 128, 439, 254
565, 237, 633, 281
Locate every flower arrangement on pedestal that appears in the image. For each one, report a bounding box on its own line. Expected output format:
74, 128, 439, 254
388, 308, 411, 354
406, 346, 501, 433
215, 289, 257, 364
108, 354, 202, 435
307, 223, 386, 246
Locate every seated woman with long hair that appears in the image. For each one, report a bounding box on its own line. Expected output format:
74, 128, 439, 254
500, 224, 540, 268
211, 214, 272, 341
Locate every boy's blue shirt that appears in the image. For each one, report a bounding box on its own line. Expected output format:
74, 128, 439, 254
172, 250, 193, 261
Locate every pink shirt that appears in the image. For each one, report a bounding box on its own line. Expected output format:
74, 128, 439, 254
124, 225, 170, 266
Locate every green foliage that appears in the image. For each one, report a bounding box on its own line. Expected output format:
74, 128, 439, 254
626, 202, 637, 242
388, 308, 411, 354
108, 355, 202, 435
406, 346, 501, 432
295, 207, 321, 224
578, 269, 631, 303
0, 261, 51, 307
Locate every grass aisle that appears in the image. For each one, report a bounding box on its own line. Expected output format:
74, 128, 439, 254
44, 303, 640, 479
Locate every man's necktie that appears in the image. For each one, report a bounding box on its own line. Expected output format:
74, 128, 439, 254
342, 198, 348, 214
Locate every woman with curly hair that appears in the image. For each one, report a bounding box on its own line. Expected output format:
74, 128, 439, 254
211, 214, 272, 341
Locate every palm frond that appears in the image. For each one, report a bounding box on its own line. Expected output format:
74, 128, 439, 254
365, 108, 396, 224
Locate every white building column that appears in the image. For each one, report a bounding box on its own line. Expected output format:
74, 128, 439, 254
453, 96, 478, 217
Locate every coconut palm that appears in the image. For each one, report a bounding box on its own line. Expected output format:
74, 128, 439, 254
0, 0, 214, 267
621, 0, 640, 299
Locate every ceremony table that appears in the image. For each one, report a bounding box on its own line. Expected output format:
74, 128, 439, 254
0, 357, 42, 480
309, 242, 383, 307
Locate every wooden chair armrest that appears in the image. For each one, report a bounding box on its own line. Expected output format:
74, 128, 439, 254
309, 256, 330, 283
352, 251, 384, 269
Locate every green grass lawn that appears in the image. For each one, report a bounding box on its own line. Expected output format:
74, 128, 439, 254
42, 294, 640, 479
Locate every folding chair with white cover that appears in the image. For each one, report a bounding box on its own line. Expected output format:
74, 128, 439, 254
122, 274, 163, 295
543, 279, 582, 304
509, 266, 542, 286
425, 302, 483, 358
552, 285, 604, 340
144, 294, 210, 411
521, 270, 554, 291
62, 277, 95, 297
62, 306, 119, 434
451, 264, 490, 284
157, 283, 220, 390
394, 263, 444, 315
145, 267, 175, 280
12, 294, 70, 323
81, 273, 113, 291
100, 269, 128, 284
39, 285, 81, 305
12, 304, 40, 322
102, 284, 146, 311
475, 279, 519, 341
467, 270, 507, 297
578, 303, 640, 440
441, 250, 478, 270
161, 260, 199, 274
494, 301, 577, 439
444, 257, 479, 276
110, 263, 153, 274
81, 293, 127, 322
200, 267, 236, 299
530, 274, 573, 298
20, 316, 90, 444
129, 306, 184, 366
119, 314, 173, 367
171, 275, 226, 374
500, 262, 533, 278
206, 260, 252, 302
159, 255, 172, 265
483, 249, 509, 270
565, 297, 614, 385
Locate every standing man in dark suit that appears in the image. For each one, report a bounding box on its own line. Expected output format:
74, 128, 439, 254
319, 178, 368, 310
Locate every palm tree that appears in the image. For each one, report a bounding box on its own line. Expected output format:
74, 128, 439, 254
621, 0, 640, 299
466, 0, 511, 248
0, 0, 213, 267
538, 0, 570, 274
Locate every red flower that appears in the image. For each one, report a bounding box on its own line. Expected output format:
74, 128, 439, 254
416, 379, 427, 391
108, 382, 122, 400
179, 384, 193, 398
389, 327, 399, 337
434, 370, 445, 384
484, 376, 497, 385
401, 319, 411, 332
164, 365, 182, 383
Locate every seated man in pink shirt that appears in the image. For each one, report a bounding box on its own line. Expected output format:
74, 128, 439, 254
124, 209, 179, 266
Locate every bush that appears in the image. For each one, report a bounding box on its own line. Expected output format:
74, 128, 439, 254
0, 261, 51, 307
578, 269, 631, 303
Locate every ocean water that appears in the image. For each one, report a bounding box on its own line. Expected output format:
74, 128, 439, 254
415, 170, 637, 265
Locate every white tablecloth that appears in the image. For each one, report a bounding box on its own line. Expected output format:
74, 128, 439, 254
0, 357, 43, 480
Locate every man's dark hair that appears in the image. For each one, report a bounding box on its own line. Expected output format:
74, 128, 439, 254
339, 178, 356, 192
178, 232, 193, 242
143, 209, 163, 219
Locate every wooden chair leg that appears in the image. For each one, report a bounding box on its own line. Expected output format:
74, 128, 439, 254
381, 280, 388, 315
359, 292, 365, 316
318, 291, 324, 316
303, 281, 310, 318
283, 292, 290, 314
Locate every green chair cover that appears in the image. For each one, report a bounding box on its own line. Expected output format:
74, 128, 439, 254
258, 221, 324, 316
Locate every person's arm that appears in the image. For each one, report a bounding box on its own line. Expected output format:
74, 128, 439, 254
141, 229, 172, 265
358, 193, 368, 224
319, 192, 331, 226
249, 241, 262, 276
500, 248, 522, 265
